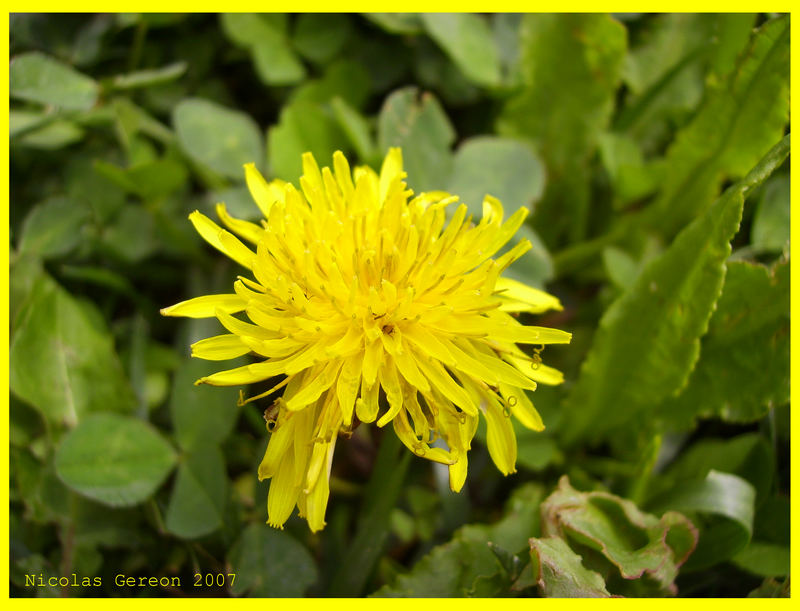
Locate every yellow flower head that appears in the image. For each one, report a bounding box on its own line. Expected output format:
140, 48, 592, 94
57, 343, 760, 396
162, 149, 570, 532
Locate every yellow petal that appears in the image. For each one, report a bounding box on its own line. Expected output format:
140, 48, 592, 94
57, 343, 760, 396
495, 277, 563, 313
215, 202, 264, 244
392, 409, 454, 465
244, 163, 277, 218
379, 147, 404, 204
191, 334, 250, 360
414, 355, 477, 416
376, 360, 403, 427
285, 361, 341, 411
336, 354, 361, 427
499, 383, 544, 432
483, 398, 517, 475
356, 379, 379, 423
189, 210, 255, 269
196, 360, 284, 386
361, 338, 383, 386
160, 294, 246, 318
505, 355, 565, 386
267, 449, 299, 528
448, 451, 468, 492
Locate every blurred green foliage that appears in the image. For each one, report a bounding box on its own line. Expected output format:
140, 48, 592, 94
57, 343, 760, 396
9, 13, 789, 598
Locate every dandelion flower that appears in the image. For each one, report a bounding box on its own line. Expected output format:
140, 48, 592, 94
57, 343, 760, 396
162, 149, 570, 531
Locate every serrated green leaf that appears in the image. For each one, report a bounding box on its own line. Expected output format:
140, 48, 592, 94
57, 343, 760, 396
618, 15, 755, 146
377, 87, 455, 193
563, 136, 788, 444
498, 14, 626, 245
657, 260, 789, 428
228, 523, 318, 597
751, 175, 789, 252
165, 447, 228, 539
173, 98, 263, 180
55, 413, 177, 507
421, 13, 501, 87
267, 100, 347, 183
10, 51, 99, 110
541, 476, 697, 594
169, 359, 241, 450
10, 272, 136, 427
530, 536, 611, 597
18, 196, 90, 258
645, 16, 789, 237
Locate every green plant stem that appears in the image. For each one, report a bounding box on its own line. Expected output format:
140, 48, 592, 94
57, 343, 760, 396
328, 430, 411, 596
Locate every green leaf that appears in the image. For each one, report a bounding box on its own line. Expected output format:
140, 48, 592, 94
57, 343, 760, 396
10, 272, 136, 427
377, 87, 455, 193
173, 98, 263, 180
498, 14, 626, 245
290, 60, 370, 110
650, 433, 775, 507
618, 15, 755, 146
110, 61, 187, 90
748, 577, 790, 598
645, 16, 789, 237
10, 51, 99, 110
563, 136, 788, 444
420, 13, 501, 87
541, 476, 697, 594
515, 433, 561, 472
530, 536, 611, 597
14, 119, 85, 149
732, 542, 790, 578
658, 259, 789, 427
169, 359, 241, 451
12, 449, 71, 524
374, 484, 543, 597
95, 158, 188, 201
220, 13, 305, 86
648, 470, 755, 571
363, 13, 423, 35
10, 109, 50, 137
751, 174, 789, 252
597, 132, 661, 208
54, 413, 177, 507
165, 447, 228, 539
331, 96, 378, 164
18, 196, 90, 258
267, 99, 347, 183
602, 246, 639, 290
100, 204, 158, 263
293, 14, 351, 64
228, 523, 318, 597
447, 136, 545, 216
